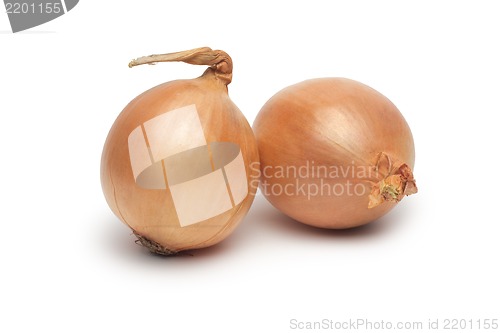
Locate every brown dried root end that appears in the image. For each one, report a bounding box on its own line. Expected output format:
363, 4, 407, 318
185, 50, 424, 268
133, 231, 178, 256
368, 164, 418, 209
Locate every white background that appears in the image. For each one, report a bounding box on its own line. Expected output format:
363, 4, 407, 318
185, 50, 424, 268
1, 1, 499, 332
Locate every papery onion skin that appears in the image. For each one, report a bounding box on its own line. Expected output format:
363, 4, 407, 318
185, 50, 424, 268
101, 48, 259, 254
253, 78, 417, 229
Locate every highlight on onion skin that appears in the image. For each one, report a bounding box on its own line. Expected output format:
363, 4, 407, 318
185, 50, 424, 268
253, 78, 417, 229
101, 47, 259, 255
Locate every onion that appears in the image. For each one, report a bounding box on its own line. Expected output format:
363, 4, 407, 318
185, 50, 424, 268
101, 47, 259, 255
253, 78, 417, 229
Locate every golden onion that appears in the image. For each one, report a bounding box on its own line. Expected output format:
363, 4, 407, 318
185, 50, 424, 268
101, 47, 259, 254
253, 78, 417, 229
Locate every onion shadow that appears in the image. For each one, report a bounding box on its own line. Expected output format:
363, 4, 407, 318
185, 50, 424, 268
235, 194, 408, 243
99, 212, 246, 262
